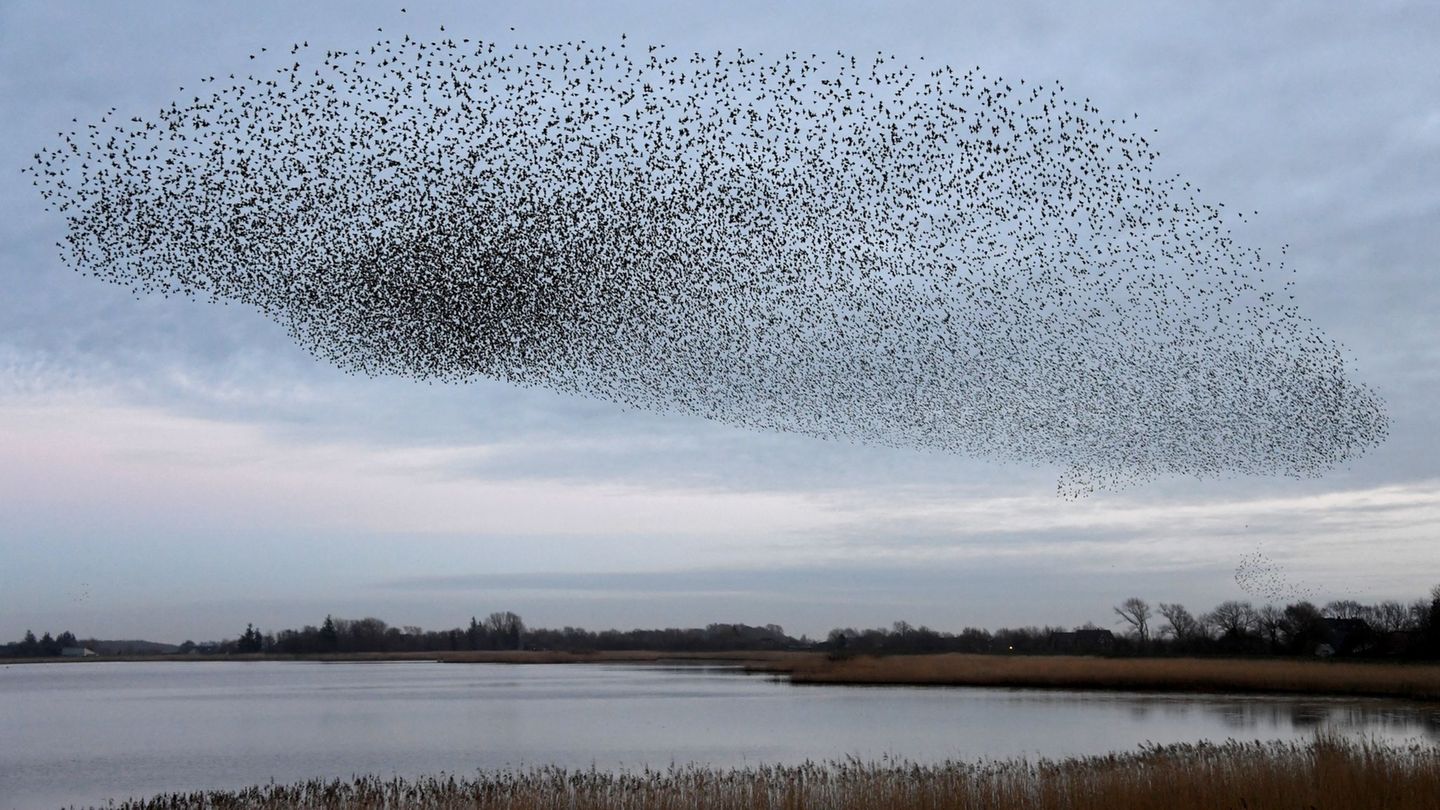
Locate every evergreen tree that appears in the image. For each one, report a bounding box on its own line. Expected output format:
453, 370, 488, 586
319, 615, 338, 652
237, 623, 264, 654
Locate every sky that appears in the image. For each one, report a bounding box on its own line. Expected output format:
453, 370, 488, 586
2, 0, 1438, 644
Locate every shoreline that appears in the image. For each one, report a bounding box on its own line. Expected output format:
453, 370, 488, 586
8, 650, 1440, 702
0, 649, 810, 666
86, 736, 1440, 810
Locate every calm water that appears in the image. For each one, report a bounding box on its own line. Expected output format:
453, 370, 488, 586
3, 661, 1438, 808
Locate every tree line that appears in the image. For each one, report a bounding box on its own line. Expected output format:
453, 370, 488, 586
1104, 593, 1440, 657
5, 630, 81, 657
8, 585, 1440, 660
162, 612, 796, 656
826, 588, 1440, 659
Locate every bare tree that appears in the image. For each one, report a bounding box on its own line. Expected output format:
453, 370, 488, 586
1256, 604, 1285, 649
1280, 601, 1324, 652
1369, 601, 1414, 632
1206, 600, 1257, 639
1324, 600, 1366, 620
1410, 599, 1432, 629
485, 611, 525, 650
1158, 602, 1205, 643
1113, 597, 1152, 645
349, 617, 388, 651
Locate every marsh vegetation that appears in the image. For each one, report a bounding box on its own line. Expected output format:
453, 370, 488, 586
97, 736, 1440, 810
772, 652, 1440, 701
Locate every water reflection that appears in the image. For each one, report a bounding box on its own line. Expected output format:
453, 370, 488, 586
997, 689, 1440, 740
2, 662, 1437, 810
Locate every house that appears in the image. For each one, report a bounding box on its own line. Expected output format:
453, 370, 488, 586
60, 646, 97, 657
1048, 628, 1116, 654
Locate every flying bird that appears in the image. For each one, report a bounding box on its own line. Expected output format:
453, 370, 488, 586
26, 33, 1388, 497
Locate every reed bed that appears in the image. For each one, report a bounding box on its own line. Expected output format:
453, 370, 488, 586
777, 653, 1440, 701
96, 736, 1440, 809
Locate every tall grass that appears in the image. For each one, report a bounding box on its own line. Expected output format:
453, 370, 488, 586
96, 736, 1440, 809
776, 653, 1440, 701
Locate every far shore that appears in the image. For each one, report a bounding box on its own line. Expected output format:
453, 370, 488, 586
0, 649, 811, 667
10, 649, 1440, 702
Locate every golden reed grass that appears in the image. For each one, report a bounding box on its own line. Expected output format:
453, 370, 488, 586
774, 653, 1440, 701
100, 736, 1440, 809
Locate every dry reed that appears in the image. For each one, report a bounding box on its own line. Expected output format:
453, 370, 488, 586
95, 736, 1440, 809
777, 653, 1440, 701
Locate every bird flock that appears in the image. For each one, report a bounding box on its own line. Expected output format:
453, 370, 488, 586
1234, 543, 1316, 604
27, 30, 1388, 496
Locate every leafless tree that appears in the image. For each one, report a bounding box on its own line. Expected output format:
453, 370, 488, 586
1158, 602, 1206, 642
1113, 597, 1152, 644
1324, 599, 1366, 620
1370, 601, 1415, 632
1256, 604, 1285, 648
1280, 601, 1324, 650
485, 611, 525, 650
1207, 600, 1257, 639
1410, 599, 1432, 629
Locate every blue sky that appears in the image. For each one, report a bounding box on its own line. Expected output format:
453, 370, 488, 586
2, 1, 1438, 642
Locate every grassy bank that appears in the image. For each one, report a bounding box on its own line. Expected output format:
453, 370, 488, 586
15, 649, 1440, 702
772, 653, 1440, 701
97, 736, 1440, 809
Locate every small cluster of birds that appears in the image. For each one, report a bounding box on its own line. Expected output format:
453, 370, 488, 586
27, 30, 1388, 496
1234, 543, 1316, 603
68, 581, 92, 605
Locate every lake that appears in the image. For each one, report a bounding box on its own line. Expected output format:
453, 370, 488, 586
3, 660, 1437, 808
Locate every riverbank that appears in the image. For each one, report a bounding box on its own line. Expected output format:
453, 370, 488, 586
94, 735, 1440, 810
765, 652, 1440, 701
0, 649, 815, 666
10, 650, 1440, 702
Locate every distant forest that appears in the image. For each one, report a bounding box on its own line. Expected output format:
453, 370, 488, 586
8, 587, 1440, 661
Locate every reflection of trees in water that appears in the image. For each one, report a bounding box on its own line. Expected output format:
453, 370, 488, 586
1000, 691, 1440, 740
1208, 699, 1440, 740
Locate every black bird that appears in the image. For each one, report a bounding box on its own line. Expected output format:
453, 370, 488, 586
24, 31, 1388, 498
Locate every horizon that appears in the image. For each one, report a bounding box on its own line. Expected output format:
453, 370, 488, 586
9, 583, 1436, 649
